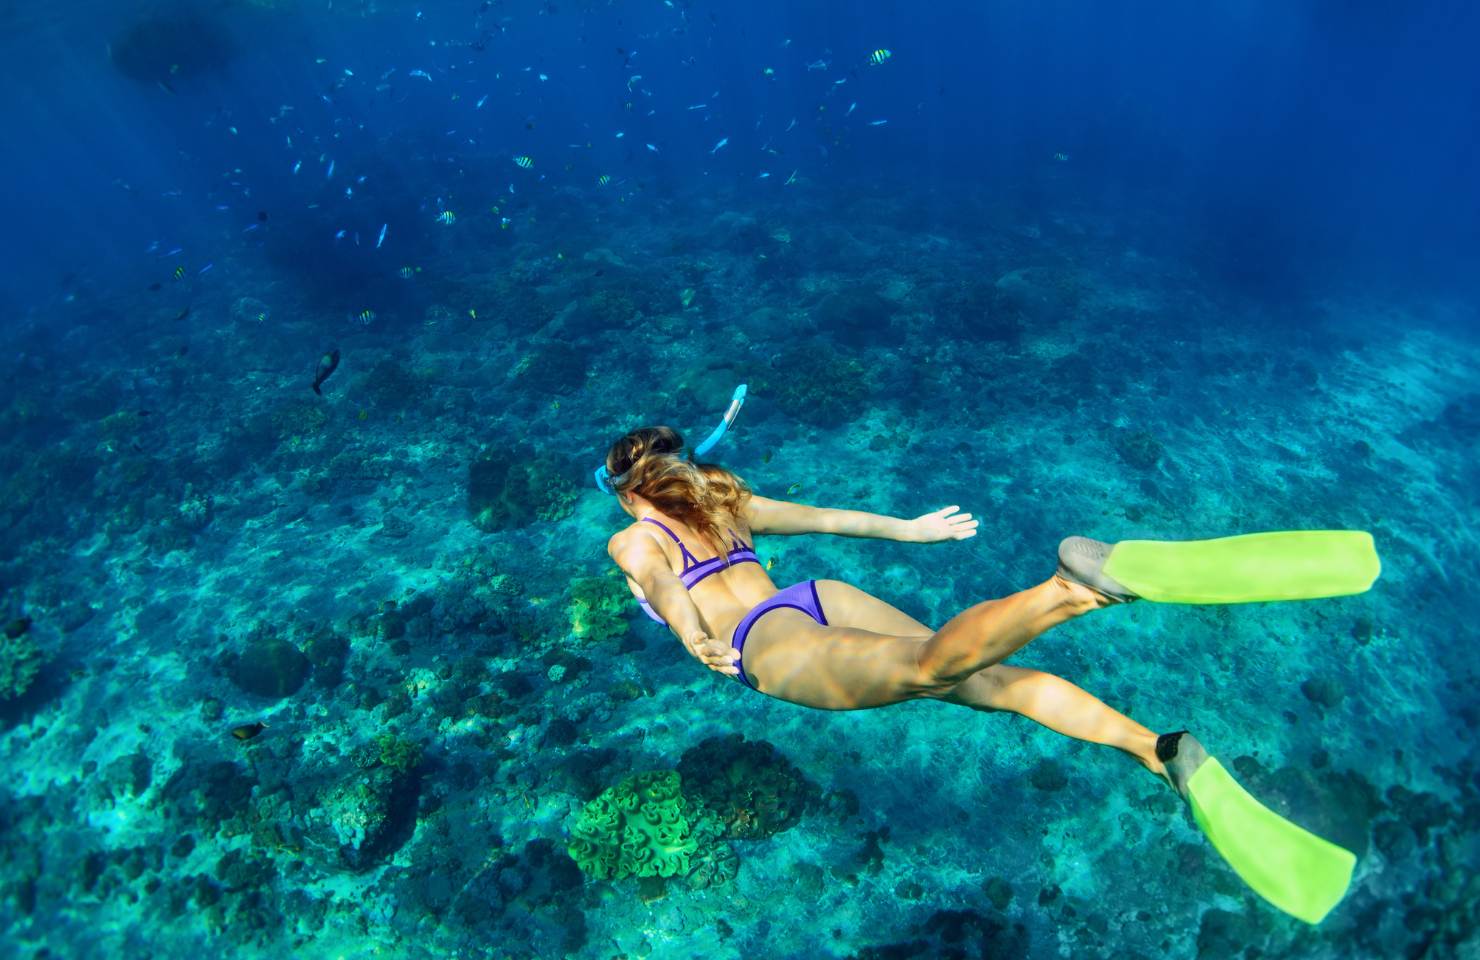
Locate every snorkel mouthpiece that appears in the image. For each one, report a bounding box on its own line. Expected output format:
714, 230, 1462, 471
594, 384, 748, 494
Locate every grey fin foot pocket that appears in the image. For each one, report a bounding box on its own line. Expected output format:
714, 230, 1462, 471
1057, 536, 1139, 603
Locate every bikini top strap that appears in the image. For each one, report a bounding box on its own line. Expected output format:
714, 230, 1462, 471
641, 516, 701, 568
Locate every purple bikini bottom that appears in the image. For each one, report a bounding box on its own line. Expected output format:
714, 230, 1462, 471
730, 580, 829, 691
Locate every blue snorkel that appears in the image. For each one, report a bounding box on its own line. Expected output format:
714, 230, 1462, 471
594, 383, 748, 494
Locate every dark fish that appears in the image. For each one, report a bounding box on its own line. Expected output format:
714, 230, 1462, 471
230, 721, 267, 741
4, 617, 30, 639
157, 79, 177, 95
148, 282, 162, 291
257, 210, 269, 222
313, 349, 340, 395
174, 307, 191, 322
176, 344, 189, 358
138, 410, 153, 417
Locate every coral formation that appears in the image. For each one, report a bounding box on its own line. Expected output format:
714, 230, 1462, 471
566, 770, 710, 880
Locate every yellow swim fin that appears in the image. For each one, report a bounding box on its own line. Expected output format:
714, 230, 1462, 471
1159, 732, 1357, 924
1060, 531, 1382, 604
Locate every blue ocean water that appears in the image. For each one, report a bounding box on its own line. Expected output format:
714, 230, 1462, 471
1, 1, 1477, 958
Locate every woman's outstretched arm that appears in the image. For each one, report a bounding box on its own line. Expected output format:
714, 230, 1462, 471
745, 495, 977, 543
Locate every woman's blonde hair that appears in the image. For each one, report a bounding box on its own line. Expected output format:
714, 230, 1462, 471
603, 425, 752, 559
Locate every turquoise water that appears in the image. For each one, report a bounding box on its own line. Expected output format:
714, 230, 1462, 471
2, 3, 1478, 959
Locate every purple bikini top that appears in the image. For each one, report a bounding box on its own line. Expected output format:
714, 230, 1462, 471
635, 516, 759, 624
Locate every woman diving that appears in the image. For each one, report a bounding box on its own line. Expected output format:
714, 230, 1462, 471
595, 386, 1380, 925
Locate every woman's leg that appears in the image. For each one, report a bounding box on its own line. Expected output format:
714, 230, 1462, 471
744, 576, 1108, 710
913, 575, 1108, 688
934, 664, 1170, 785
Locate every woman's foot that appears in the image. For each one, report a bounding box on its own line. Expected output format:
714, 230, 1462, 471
1057, 537, 1140, 604
1155, 730, 1210, 801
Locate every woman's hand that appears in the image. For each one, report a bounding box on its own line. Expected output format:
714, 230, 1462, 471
682, 629, 742, 677
909, 505, 978, 543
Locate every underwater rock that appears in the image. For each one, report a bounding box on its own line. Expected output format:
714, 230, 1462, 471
0, 628, 42, 700
1300, 677, 1346, 710
160, 760, 255, 831
1028, 758, 1069, 792
982, 875, 1014, 911
226, 634, 311, 699
467, 445, 576, 532
302, 629, 348, 687
110, 13, 236, 89
1112, 428, 1164, 472
816, 288, 901, 347
450, 839, 587, 957
311, 764, 420, 872
849, 908, 1030, 960
511, 341, 590, 396
676, 733, 818, 840
764, 343, 872, 428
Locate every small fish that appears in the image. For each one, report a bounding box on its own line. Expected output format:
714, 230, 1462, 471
710, 137, 729, 155
869, 48, 893, 66
399, 265, 420, 279
869, 119, 888, 126
762, 449, 774, 464
355, 309, 375, 325
231, 721, 268, 741
376, 223, 388, 248
436, 210, 456, 225
687, 103, 708, 111
762, 67, 775, 77
846, 102, 857, 116
785, 481, 804, 495
757, 172, 771, 179
410, 69, 433, 81
258, 210, 269, 222
345, 186, 353, 199
765, 556, 776, 571
197, 263, 214, 276
1053, 152, 1070, 162
312, 349, 340, 394
326, 159, 335, 179
468, 308, 478, 319
174, 307, 192, 322
253, 310, 268, 323
292, 159, 302, 175
335, 228, 347, 241
784, 169, 799, 185
148, 282, 161, 291
500, 216, 512, 229
476, 94, 488, 109
243, 223, 260, 233
645, 143, 659, 153
538, 73, 548, 82
597, 174, 611, 186
172, 265, 186, 281
513, 155, 534, 169
806, 59, 829, 71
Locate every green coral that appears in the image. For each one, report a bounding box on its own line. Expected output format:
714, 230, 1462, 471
0, 630, 41, 700
373, 734, 423, 773
566, 771, 702, 880
568, 572, 631, 644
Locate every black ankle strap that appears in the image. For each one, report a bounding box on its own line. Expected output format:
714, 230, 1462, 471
1155, 730, 1190, 763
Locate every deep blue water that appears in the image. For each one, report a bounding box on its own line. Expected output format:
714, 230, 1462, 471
1, 2, 1478, 959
